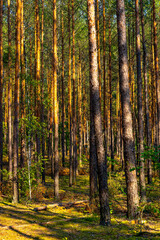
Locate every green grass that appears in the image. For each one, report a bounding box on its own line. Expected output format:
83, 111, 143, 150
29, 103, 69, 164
0, 173, 160, 240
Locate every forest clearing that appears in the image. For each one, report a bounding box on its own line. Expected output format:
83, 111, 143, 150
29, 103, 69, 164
0, 0, 160, 239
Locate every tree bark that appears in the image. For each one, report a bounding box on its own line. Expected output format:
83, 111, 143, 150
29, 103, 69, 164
140, 0, 152, 184
135, 0, 146, 202
103, 0, 107, 166
108, 15, 114, 171
96, 0, 101, 102
87, 0, 110, 226
116, 0, 139, 218
20, 0, 25, 168
78, 48, 82, 168
72, 0, 77, 184
0, 0, 3, 185
8, 0, 12, 180
41, 0, 45, 184
61, 7, 65, 168
153, 0, 160, 148
53, 0, 59, 199
68, 0, 73, 187
13, 0, 20, 203
35, 0, 41, 182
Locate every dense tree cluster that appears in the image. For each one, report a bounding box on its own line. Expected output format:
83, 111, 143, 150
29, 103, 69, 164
0, 0, 159, 225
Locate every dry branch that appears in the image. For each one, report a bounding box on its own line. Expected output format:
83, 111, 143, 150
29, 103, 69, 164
33, 200, 89, 211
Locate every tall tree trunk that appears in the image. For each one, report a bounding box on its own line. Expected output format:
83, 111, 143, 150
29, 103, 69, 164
13, 0, 20, 203
116, 0, 139, 218
68, 0, 72, 187
108, 16, 114, 171
135, 0, 146, 202
61, 6, 65, 167
41, 0, 45, 184
116, 76, 120, 158
35, 0, 41, 181
103, 0, 107, 165
153, 0, 160, 148
53, 0, 59, 199
96, 0, 101, 102
83, 71, 87, 155
87, 0, 110, 226
140, 0, 152, 184
72, 0, 77, 184
90, 91, 98, 204
78, 48, 82, 168
8, 0, 12, 180
0, 0, 2, 185
20, 0, 25, 168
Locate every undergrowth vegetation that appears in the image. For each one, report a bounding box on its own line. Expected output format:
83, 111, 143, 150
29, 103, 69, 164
0, 162, 160, 240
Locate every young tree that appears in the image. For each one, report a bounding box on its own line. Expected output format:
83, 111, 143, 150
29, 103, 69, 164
116, 0, 139, 218
87, 0, 110, 226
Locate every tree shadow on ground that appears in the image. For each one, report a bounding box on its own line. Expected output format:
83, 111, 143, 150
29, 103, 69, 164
0, 203, 160, 240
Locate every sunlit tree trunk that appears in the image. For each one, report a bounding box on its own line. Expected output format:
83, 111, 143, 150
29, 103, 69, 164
61, 6, 65, 167
83, 71, 87, 155
0, 0, 2, 185
68, 0, 72, 187
53, 0, 59, 199
116, 76, 120, 158
8, 0, 12, 180
78, 48, 82, 168
117, 0, 139, 218
0, 0, 3, 190
150, 16, 156, 147
35, 0, 41, 181
13, 0, 20, 203
72, 0, 77, 184
41, 0, 45, 183
20, 0, 25, 168
88, 0, 110, 226
135, 0, 146, 202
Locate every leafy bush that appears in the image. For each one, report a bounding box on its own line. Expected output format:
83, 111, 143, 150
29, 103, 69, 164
141, 145, 160, 171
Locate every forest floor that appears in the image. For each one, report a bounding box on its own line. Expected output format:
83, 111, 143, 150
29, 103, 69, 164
0, 170, 160, 240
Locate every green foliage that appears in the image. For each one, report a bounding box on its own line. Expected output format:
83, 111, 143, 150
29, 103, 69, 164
107, 157, 119, 167
141, 146, 160, 171
18, 157, 47, 200
144, 202, 160, 218
80, 154, 88, 164
0, 169, 12, 200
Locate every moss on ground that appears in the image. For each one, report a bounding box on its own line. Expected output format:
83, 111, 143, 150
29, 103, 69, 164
0, 173, 159, 240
